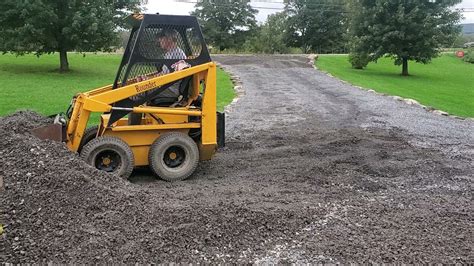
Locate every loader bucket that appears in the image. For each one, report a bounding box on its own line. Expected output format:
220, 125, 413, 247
31, 114, 67, 142
31, 123, 65, 142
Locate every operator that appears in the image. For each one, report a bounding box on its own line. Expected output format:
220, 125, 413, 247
155, 29, 187, 98
128, 29, 187, 125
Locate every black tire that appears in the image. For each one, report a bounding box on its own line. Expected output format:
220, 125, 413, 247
78, 126, 99, 153
148, 132, 199, 182
80, 136, 134, 180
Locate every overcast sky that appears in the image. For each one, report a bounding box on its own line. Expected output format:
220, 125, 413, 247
145, 0, 474, 24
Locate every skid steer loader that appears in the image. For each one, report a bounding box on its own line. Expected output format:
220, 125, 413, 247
32, 14, 225, 181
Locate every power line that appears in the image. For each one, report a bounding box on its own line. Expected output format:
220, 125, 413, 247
172, 0, 474, 13
175, 1, 348, 11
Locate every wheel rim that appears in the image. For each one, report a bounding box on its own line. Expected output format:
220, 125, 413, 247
94, 150, 121, 172
163, 146, 186, 168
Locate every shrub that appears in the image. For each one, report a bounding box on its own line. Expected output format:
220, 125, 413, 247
463, 48, 474, 64
349, 52, 370, 69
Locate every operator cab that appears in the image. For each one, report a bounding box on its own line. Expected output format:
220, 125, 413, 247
110, 13, 212, 126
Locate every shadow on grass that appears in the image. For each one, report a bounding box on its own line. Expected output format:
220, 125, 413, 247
349, 68, 437, 81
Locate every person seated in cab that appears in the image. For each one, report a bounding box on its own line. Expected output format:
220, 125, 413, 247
128, 29, 188, 125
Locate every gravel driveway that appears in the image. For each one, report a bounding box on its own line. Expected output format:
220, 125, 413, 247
134, 55, 474, 263
2, 55, 473, 263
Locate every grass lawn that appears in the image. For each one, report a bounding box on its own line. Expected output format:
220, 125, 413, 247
0, 53, 235, 121
316, 54, 474, 117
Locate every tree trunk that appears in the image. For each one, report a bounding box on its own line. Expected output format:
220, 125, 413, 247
59, 50, 69, 72
402, 57, 409, 76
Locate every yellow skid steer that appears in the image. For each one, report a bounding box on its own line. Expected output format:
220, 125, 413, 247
32, 14, 225, 181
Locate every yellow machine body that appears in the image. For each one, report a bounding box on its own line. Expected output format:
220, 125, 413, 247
65, 62, 218, 165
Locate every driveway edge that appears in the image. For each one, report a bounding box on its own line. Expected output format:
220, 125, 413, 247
309, 54, 473, 121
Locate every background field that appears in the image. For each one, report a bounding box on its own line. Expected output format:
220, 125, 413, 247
0, 54, 235, 120
316, 54, 474, 117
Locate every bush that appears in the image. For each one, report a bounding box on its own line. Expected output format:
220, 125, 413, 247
349, 52, 370, 69
463, 48, 474, 64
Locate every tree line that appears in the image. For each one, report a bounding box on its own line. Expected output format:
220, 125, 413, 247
192, 0, 349, 54
0, 0, 463, 75
193, 0, 462, 75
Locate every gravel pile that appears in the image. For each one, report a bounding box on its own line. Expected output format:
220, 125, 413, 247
0, 112, 311, 263
0, 111, 147, 262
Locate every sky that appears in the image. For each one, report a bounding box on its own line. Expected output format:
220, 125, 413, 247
145, 0, 474, 24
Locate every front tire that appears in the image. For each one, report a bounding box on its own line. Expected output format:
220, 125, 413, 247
148, 132, 199, 182
80, 136, 135, 180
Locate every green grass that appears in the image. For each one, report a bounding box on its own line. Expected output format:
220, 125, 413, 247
0, 53, 235, 121
316, 54, 474, 117
216, 67, 235, 111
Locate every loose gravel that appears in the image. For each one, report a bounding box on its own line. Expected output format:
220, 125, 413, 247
1, 55, 473, 263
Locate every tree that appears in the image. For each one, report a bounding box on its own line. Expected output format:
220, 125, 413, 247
0, 0, 145, 72
348, 0, 462, 76
244, 12, 290, 54
284, 0, 348, 54
191, 0, 257, 51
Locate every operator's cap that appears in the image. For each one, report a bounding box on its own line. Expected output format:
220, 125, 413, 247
157, 29, 179, 40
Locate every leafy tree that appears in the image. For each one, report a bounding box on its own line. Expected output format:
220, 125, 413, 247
348, 52, 370, 69
244, 12, 290, 54
284, 0, 348, 54
348, 0, 462, 76
464, 48, 474, 64
0, 0, 145, 72
191, 0, 257, 51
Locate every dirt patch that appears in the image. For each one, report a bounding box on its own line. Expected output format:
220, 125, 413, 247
191, 123, 472, 263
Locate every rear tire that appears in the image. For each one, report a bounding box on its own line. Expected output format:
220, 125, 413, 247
80, 136, 134, 180
78, 126, 99, 153
148, 132, 199, 182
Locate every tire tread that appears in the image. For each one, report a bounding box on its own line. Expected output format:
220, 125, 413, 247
80, 136, 134, 180
148, 132, 199, 182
